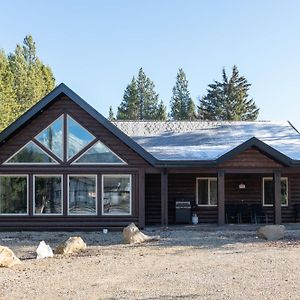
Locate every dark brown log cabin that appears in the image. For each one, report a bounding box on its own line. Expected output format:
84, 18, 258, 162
0, 83, 300, 229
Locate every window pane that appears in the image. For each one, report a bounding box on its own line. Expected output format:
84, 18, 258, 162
0, 176, 27, 214
34, 176, 62, 214
68, 176, 96, 215
74, 141, 125, 164
210, 180, 218, 205
35, 116, 63, 160
67, 115, 95, 160
103, 175, 131, 215
281, 179, 288, 205
5, 141, 57, 164
264, 179, 273, 205
197, 179, 208, 205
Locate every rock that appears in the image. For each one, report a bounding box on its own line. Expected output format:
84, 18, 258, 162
123, 223, 160, 244
54, 237, 87, 255
36, 241, 54, 259
0, 245, 21, 268
257, 225, 285, 241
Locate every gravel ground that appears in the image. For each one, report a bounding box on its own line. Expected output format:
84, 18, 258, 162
0, 227, 300, 300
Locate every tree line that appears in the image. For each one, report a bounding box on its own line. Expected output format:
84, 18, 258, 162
110, 66, 259, 121
0, 36, 259, 133
0, 35, 55, 131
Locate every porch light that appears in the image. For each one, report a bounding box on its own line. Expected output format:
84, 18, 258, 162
239, 183, 246, 189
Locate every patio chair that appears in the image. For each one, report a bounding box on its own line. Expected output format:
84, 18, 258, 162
225, 204, 240, 224
295, 204, 300, 222
251, 204, 268, 224
236, 204, 251, 224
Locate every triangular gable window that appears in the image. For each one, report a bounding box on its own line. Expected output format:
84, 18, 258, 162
35, 115, 63, 160
67, 115, 95, 160
73, 141, 126, 165
4, 141, 58, 164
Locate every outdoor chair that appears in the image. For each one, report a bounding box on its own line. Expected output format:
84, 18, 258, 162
250, 204, 268, 224
236, 204, 250, 224
225, 204, 240, 224
295, 204, 300, 222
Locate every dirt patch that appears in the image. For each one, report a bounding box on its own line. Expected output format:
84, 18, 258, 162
0, 228, 300, 299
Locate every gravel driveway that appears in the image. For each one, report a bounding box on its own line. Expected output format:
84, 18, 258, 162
0, 226, 300, 299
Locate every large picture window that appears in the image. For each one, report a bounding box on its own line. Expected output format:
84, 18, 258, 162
34, 175, 63, 215
102, 175, 131, 215
263, 177, 288, 206
68, 175, 97, 215
196, 178, 217, 206
0, 175, 28, 214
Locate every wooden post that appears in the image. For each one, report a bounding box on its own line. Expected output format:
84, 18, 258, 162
161, 170, 168, 227
138, 169, 145, 229
218, 171, 225, 226
273, 171, 282, 225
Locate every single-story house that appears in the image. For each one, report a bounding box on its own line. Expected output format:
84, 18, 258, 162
0, 83, 300, 229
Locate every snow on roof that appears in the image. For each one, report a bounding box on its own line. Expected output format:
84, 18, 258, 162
112, 120, 300, 161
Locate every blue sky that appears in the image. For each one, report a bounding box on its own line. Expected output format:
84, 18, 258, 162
1, 0, 300, 129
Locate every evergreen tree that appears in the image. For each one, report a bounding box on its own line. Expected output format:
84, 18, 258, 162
0, 35, 55, 131
170, 68, 195, 120
117, 68, 166, 120
108, 105, 115, 121
198, 65, 259, 121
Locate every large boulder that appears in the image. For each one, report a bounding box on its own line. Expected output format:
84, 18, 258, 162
257, 225, 285, 241
0, 245, 21, 268
54, 237, 87, 255
123, 223, 160, 244
36, 241, 54, 259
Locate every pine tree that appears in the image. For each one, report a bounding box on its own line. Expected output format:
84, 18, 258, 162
108, 105, 115, 121
117, 68, 167, 120
170, 68, 195, 120
198, 65, 259, 121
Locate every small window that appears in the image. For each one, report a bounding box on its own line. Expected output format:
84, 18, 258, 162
34, 175, 63, 215
196, 178, 217, 206
102, 175, 131, 215
68, 175, 97, 215
67, 115, 95, 160
4, 141, 58, 164
73, 141, 126, 165
0, 175, 28, 214
263, 177, 288, 206
35, 115, 64, 160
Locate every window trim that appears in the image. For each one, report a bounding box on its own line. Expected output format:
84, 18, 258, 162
196, 177, 218, 207
34, 114, 64, 161
33, 174, 63, 216
71, 140, 127, 165
66, 115, 96, 161
102, 174, 132, 216
3, 141, 59, 165
67, 174, 97, 216
0, 174, 29, 215
262, 177, 288, 207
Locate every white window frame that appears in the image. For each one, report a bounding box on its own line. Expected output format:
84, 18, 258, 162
67, 174, 97, 216
3, 141, 59, 165
196, 177, 218, 207
102, 174, 132, 216
33, 174, 63, 216
66, 115, 96, 161
0, 174, 29, 215
34, 114, 64, 161
262, 177, 288, 207
72, 140, 127, 165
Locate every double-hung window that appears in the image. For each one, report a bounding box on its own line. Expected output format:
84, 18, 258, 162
196, 178, 217, 206
263, 177, 288, 206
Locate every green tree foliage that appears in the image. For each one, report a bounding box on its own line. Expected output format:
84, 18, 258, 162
170, 68, 195, 120
198, 65, 259, 121
0, 35, 55, 131
108, 105, 115, 121
117, 68, 167, 120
